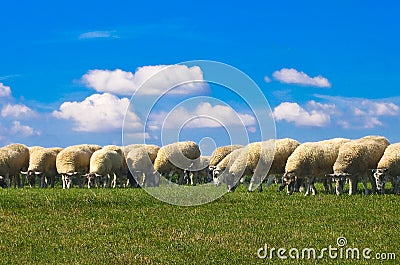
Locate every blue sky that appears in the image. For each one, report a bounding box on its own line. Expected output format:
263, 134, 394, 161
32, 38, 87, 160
1, 0, 399, 153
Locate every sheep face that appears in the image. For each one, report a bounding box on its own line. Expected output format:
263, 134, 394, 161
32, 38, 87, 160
328, 173, 349, 195
372, 168, 388, 192
86, 173, 99, 188
212, 169, 223, 187
283, 173, 296, 195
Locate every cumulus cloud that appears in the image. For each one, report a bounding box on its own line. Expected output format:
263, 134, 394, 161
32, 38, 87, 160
149, 102, 256, 130
264, 76, 271, 83
273, 68, 331, 88
273, 102, 331, 127
0, 83, 11, 97
78, 30, 118, 39
52, 93, 143, 132
1, 103, 37, 118
10, 121, 40, 137
81, 65, 208, 96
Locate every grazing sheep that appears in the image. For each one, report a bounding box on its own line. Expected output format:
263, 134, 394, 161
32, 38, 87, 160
226, 140, 276, 192
153, 141, 201, 185
22, 147, 63, 188
208, 145, 243, 174
0, 144, 29, 188
213, 148, 245, 187
56, 144, 101, 189
329, 136, 390, 195
371, 143, 400, 194
262, 138, 300, 191
126, 146, 161, 187
86, 145, 126, 188
284, 138, 350, 195
123, 144, 160, 187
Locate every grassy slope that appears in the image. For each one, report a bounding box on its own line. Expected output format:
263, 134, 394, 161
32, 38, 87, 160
0, 185, 399, 265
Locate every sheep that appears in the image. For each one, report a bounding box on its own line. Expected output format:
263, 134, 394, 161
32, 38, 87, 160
262, 138, 300, 191
283, 138, 350, 195
123, 144, 160, 187
212, 148, 245, 187
0, 144, 29, 188
126, 145, 161, 187
371, 143, 400, 194
153, 141, 201, 185
56, 144, 101, 189
86, 145, 126, 188
225, 140, 276, 192
329, 136, 390, 195
208, 145, 243, 174
22, 147, 63, 188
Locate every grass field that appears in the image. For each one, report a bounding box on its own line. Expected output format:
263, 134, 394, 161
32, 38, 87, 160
0, 184, 399, 264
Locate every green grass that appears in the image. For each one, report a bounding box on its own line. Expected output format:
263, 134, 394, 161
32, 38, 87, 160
0, 185, 399, 264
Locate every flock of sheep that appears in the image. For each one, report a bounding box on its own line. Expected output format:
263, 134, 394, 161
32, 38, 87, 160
0, 135, 399, 195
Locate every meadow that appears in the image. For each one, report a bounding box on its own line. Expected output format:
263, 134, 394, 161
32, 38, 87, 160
0, 184, 399, 264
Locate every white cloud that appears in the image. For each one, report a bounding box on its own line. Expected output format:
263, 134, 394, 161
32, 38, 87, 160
10, 121, 40, 137
81, 65, 208, 96
52, 93, 143, 132
361, 100, 399, 116
273, 68, 331, 88
273, 102, 330, 127
78, 31, 118, 39
1, 103, 36, 118
264, 76, 271, 83
307, 100, 336, 114
314, 95, 400, 129
0, 83, 11, 97
149, 102, 256, 130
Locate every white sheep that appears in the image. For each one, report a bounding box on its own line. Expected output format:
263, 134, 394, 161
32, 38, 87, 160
86, 145, 126, 188
126, 145, 160, 187
371, 143, 400, 194
153, 141, 201, 185
22, 147, 63, 188
0, 144, 29, 188
330, 136, 390, 195
212, 148, 245, 187
208, 145, 243, 173
226, 140, 276, 192
56, 144, 101, 189
284, 138, 350, 195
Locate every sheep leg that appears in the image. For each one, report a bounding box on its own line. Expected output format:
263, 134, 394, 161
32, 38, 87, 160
13, 175, 21, 188
5, 173, 11, 188
348, 178, 358, 195
322, 179, 333, 194
369, 174, 377, 194
62, 175, 66, 189
304, 177, 314, 196
49, 175, 55, 188
111, 173, 116, 188
190, 172, 197, 186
